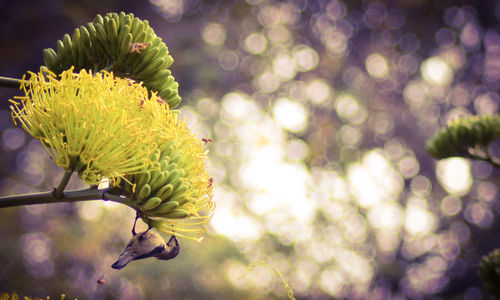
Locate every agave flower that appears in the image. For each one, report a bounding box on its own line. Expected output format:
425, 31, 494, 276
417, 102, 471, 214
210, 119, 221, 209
10, 67, 155, 184
120, 93, 215, 241
10, 67, 214, 240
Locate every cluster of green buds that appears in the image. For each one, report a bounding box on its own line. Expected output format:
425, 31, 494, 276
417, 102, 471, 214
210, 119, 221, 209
43, 12, 181, 108
426, 114, 500, 159
9, 12, 214, 241
479, 249, 500, 298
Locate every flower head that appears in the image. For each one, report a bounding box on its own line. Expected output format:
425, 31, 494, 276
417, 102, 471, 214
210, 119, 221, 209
121, 99, 215, 241
11, 67, 214, 240
10, 67, 156, 184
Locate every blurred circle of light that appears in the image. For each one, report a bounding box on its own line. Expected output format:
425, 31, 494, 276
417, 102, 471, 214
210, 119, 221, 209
347, 150, 404, 209
222, 92, 258, 119
272, 98, 308, 133
451, 84, 471, 107
258, 6, 281, 27
292, 45, 319, 72
21, 232, 52, 263
420, 57, 454, 86
400, 33, 421, 53
248, 268, 274, 291
306, 79, 331, 104
477, 181, 497, 202
403, 81, 427, 106
404, 202, 437, 235
273, 53, 296, 80
324, 30, 348, 56
440, 196, 462, 216
225, 260, 249, 289
384, 138, 405, 161
443, 47, 465, 70
435, 28, 456, 47
16, 151, 45, 186
267, 24, 292, 45
243, 32, 268, 55
474, 92, 499, 114
20, 232, 54, 278
460, 22, 481, 49
365, 53, 389, 80
219, 50, 239, 71
149, 0, 184, 22
376, 230, 400, 255
286, 139, 309, 161
320, 267, 346, 298
211, 209, 263, 242
201, 22, 227, 46
326, 0, 346, 20
334, 93, 368, 124
291, 260, 318, 289
78, 202, 104, 221
337, 249, 374, 287
255, 71, 280, 92
308, 240, 335, 264
444, 7, 465, 28
436, 158, 472, 196
372, 112, 394, 136
397, 155, 420, 179
368, 203, 403, 229
2, 127, 25, 151
338, 125, 362, 147
241, 146, 313, 223
196, 97, 219, 118
464, 203, 493, 228
398, 54, 420, 74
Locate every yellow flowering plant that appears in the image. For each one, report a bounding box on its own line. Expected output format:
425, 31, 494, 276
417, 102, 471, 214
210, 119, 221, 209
11, 68, 154, 185
0, 12, 214, 265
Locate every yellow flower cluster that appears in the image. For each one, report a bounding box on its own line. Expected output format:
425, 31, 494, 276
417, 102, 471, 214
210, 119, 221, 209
10, 67, 156, 184
10, 67, 214, 240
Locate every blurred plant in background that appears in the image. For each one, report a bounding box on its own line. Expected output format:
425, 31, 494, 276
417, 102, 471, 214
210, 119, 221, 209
2, 0, 500, 299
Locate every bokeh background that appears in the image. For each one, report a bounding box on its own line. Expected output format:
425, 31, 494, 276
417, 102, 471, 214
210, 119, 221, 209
1, 0, 500, 299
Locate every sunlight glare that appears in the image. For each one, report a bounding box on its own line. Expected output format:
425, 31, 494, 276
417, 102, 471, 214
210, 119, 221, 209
306, 79, 331, 104
365, 53, 389, 80
421, 57, 453, 86
272, 97, 308, 133
347, 150, 404, 208
202, 22, 227, 46
404, 204, 437, 235
436, 158, 472, 196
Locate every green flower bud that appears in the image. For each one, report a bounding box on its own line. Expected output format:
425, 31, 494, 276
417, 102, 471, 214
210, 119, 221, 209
426, 114, 500, 159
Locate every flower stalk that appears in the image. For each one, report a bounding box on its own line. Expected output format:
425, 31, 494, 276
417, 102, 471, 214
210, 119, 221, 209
54, 170, 73, 198
0, 187, 132, 208
0, 76, 22, 89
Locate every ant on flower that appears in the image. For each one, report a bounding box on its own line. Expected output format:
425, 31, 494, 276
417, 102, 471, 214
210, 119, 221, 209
129, 43, 148, 54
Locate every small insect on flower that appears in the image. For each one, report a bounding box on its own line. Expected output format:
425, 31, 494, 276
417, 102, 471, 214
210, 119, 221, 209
202, 138, 213, 145
129, 43, 148, 54
97, 275, 106, 285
